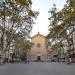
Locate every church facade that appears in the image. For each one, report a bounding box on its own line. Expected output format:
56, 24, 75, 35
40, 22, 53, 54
30, 33, 48, 61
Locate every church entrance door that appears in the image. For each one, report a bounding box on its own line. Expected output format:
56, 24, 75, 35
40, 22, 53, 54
37, 56, 41, 61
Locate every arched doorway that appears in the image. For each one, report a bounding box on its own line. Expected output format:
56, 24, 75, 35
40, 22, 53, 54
37, 56, 41, 61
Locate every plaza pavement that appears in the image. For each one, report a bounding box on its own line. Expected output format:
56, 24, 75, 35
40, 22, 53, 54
0, 62, 75, 75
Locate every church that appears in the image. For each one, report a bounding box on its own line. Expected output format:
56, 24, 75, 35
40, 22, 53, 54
30, 32, 48, 61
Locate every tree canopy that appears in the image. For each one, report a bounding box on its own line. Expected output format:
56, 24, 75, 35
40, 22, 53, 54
0, 0, 39, 56
47, 0, 75, 52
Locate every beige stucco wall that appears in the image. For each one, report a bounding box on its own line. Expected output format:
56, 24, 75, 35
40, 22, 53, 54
30, 34, 48, 61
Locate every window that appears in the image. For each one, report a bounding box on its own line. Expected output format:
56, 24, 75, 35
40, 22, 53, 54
32, 43, 35, 46
37, 43, 41, 47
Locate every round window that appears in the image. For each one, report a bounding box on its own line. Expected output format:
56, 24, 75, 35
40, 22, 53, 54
37, 43, 41, 47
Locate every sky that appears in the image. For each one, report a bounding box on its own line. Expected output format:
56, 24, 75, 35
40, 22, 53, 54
30, 0, 66, 37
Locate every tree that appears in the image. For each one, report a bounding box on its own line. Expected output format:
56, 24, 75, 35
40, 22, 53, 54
14, 35, 32, 61
48, 4, 63, 45
47, 0, 75, 57
0, 30, 3, 50
0, 0, 39, 60
47, 3, 69, 56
